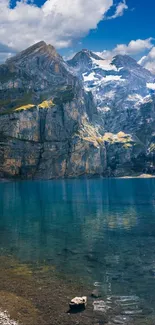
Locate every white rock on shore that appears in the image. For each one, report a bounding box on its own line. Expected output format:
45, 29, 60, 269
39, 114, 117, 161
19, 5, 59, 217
69, 296, 87, 309
0, 310, 19, 325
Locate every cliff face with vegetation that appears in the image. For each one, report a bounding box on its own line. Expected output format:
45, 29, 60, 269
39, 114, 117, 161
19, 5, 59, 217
0, 42, 154, 179
0, 97, 104, 179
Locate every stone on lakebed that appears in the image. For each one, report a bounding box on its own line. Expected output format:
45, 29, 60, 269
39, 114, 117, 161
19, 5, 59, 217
69, 296, 87, 310
91, 289, 101, 298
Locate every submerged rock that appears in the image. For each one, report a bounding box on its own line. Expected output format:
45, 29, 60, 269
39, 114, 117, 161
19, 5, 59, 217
91, 289, 101, 298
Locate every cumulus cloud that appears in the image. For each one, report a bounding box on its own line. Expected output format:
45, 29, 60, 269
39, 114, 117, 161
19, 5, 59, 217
138, 47, 155, 75
107, 0, 128, 19
114, 38, 154, 55
97, 38, 154, 59
0, 0, 115, 53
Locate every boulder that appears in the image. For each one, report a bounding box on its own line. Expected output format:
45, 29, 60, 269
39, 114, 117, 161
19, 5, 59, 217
69, 296, 87, 310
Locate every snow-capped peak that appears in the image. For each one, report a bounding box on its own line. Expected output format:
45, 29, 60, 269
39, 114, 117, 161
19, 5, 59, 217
67, 49, 155, 113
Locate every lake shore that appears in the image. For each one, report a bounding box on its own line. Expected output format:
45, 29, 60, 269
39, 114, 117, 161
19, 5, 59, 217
0, 173, 155, 183
0, 255, 108, 325
118, 173, 155, 179
1, 252, 155, 325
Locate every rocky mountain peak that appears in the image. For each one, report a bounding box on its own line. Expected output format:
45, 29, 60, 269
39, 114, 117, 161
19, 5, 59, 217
80, 49, 101, 59
67, 49, 102, 71
6, 41, 60, 66
112, 54, 138, 69
112, 54, 154, 80
0, 41, 81, 113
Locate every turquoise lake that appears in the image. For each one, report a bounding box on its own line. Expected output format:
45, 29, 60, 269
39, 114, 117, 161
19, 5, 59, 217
0, 178, 155, 324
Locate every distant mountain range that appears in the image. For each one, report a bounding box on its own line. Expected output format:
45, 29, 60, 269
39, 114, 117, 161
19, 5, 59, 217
0, 41, 155, 179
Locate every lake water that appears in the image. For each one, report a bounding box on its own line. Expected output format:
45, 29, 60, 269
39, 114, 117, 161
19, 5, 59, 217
0, 178, 155, 324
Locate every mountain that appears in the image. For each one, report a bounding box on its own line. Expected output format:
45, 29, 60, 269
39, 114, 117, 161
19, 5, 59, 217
0, 41, 78, 111
0, 43, 155, 179
0, 42, 100, 179
68, 50, 155, 176
67, 49, 102, 76
68, 50, 155, 109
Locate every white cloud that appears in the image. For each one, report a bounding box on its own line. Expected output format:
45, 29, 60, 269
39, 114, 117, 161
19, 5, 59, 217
147, 82, 155, 90
97, 38, 154, 60
115, 38, 153, 55
0, 0, 116, 53
138, 47, 155, 74
107, 0, 128, 19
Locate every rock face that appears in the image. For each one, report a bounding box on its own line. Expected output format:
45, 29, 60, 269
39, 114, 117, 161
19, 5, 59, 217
0, 42, 155, 179
0, 91, 102, 179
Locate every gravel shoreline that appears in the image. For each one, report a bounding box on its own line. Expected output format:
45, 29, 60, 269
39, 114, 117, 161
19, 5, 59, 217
0, 310, 18, 325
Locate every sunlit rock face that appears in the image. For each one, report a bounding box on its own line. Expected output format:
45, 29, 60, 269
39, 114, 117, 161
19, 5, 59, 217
0, 92, 102, 179
0, 43, 155, 179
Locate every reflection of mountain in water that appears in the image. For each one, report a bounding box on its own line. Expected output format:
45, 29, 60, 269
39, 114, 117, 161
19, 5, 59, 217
0, 179, 155, 260
0, 179, 155, 323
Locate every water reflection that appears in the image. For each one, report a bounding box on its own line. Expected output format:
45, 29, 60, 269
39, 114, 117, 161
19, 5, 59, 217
0, 179, 155, 322
0, 179, 155, 259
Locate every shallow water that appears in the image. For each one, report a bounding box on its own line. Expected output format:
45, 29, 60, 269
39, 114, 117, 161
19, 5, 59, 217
0, 178, 155, 324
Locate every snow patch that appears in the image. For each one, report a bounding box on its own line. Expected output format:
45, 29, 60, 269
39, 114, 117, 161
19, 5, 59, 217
118, 67, 123, 71
98, 106, 111, 112
92, 58, 118, 71
83, 72, 98, 82
127, 94, 153, 109
127, 94, 143, 102
102, 75, 125, 82
142, 95, 153, 103
147, 83, 155, 90
103, 90, 116, 99
138, 55, 147, 65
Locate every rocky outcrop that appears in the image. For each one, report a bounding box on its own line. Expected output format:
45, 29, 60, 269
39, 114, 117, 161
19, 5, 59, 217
0, 42, 155, 179
0, 89, 104, 179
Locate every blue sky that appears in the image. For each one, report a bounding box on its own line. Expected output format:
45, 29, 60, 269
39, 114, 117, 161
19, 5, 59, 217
0, 0, 155, 72
60, 0, 155, 59
9, 0, 155, 54
82, 0, 154, 51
